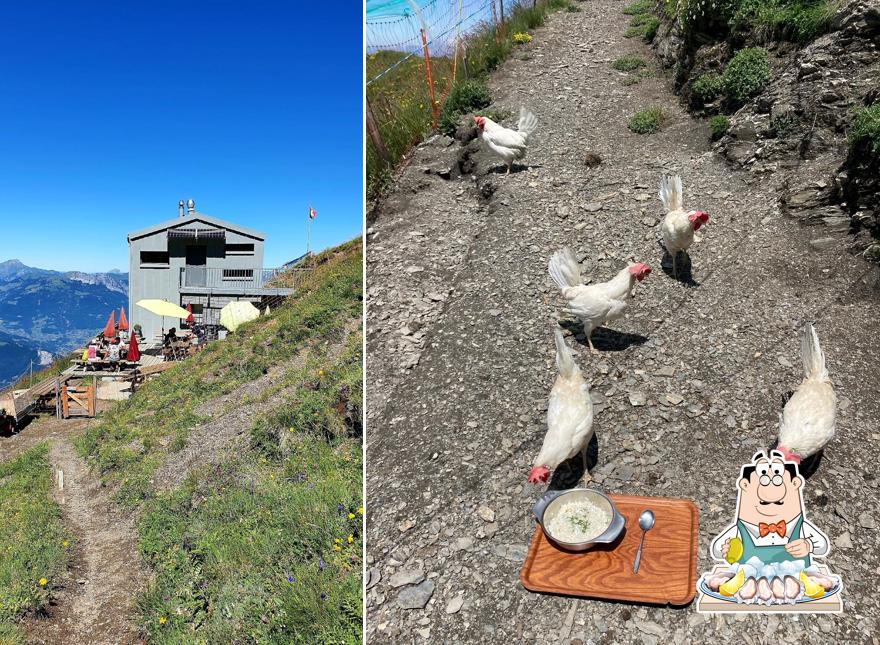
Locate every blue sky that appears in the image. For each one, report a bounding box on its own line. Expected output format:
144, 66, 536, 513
0, 1, 363, 272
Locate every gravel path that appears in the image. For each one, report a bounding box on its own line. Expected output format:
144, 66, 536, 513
366, 1, 880, 642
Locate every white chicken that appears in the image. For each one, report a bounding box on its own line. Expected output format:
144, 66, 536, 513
776, 323, 837, 464
528, 328, 594, 484
474, 107, 538, 174
658, 175, 709, 277
548, 247, 651, 353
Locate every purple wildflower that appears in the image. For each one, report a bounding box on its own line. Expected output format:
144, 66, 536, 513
320, 592, 326, 601
319, 558, 325, 571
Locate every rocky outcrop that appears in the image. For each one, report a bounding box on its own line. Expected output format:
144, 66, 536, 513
653, 0, 880, 259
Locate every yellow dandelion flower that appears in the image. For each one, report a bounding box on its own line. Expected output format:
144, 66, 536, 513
159, 616, 167, 625
357, 507, 364, 515
347, 534, 354, 544
39, 578, 47, 586
62, 540, 69, 547
334, 538, 341, 543
348, 513, 355, 520
333, 545, 342, 552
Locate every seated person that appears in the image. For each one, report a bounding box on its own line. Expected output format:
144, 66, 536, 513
107, 338, 122, 369
163, 327, 177, 346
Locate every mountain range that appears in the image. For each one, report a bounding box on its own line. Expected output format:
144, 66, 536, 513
0, 260, 128, 388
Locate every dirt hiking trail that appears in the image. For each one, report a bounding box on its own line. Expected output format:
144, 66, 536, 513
1, 414, 143, 645
366, 0, 880, 642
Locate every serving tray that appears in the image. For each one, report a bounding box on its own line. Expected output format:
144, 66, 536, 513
520, 494, 698, 605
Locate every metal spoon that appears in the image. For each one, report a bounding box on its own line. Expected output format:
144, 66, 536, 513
632, 509, 655, 574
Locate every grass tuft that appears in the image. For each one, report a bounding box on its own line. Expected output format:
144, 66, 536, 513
612, 55, 647, 72
625, 14, 661, 41
709, 114, 731, 139
850, 104, 880, 157
629, 106, 666, 134
623, 0, 654, 14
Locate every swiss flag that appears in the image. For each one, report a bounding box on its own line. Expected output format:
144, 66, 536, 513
309, 206, 317, 220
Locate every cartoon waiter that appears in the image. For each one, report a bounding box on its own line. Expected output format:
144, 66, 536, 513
710, 450, 829, 566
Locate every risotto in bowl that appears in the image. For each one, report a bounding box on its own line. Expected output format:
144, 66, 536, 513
533, 488, 625, 551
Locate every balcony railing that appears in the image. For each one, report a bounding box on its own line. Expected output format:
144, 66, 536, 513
179, 266, 286, 290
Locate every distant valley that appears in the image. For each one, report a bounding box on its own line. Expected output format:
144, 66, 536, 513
0, 260, 128, 388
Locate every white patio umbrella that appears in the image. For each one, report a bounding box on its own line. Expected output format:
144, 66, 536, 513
219, 301, 260, 332
135, 299, 191, 337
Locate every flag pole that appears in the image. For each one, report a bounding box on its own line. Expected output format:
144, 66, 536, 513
307, 204, 312, 256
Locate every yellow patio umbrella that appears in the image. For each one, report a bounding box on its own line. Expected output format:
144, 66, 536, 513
219, 300, 260, 332
135, 299, 192, 336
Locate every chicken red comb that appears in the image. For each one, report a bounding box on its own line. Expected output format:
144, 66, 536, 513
629, 263, 651, 279
775, 445, 801, 465
528, 465, 550, 484
474, 115, 485, 129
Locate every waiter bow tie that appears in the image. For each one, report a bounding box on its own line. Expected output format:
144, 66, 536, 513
758, 520, 786, 538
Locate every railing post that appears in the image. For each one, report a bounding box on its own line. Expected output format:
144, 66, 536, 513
420, 28, 439, 130
366, 97, 391, 166
491, 1, 500, 45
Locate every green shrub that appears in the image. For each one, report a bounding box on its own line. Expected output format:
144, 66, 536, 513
850, 104, 880, 156
722, 47, 772, 105
731, 0, 838, 43
438, 79, 492, 137
623, 0, 654, 14
692, 73, 724, 102
612, 56, 647, 72
771, 111, 800, 138
709, 115, 731, 139
629, 107, 666, 134
625, 14, 661, 41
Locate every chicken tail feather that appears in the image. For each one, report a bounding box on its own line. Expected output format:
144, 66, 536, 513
659, 175, 684, 212
548, 247, 581, 292
801, 322, 828, 381
518, 107, 538, 139
554, 328, 579, 378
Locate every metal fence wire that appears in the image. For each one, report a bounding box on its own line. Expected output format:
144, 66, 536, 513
366, 0, 558, 200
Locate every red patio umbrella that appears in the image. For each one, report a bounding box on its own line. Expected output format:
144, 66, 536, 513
127, 330, 140, 362
103, 311, 116, 339
118, 307, 129, 331
186, 303, 194, 324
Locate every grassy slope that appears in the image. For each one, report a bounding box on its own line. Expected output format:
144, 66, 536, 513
77, 238, 364, 643
0, 444, 71, 644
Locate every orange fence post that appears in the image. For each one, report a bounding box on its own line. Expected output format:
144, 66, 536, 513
420, 28, 439, 130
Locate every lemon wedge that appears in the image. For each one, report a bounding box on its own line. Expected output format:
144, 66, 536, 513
800, 571, 825, 598
725, 537, 744, 564
719, 568, 745, 597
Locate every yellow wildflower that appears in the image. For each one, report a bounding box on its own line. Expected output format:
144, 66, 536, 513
347, 534, 354, 544
159, 616, 167, 625
39, 578, 47, 586
357, 507, 364, 515
348, 513, 355, 520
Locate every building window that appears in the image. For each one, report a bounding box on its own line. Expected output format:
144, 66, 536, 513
140, 251, 170, 265
226, 243, 255, 255
223, 269, 254, 280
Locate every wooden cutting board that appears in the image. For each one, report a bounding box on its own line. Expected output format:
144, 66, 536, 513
520, 494, 698, 606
